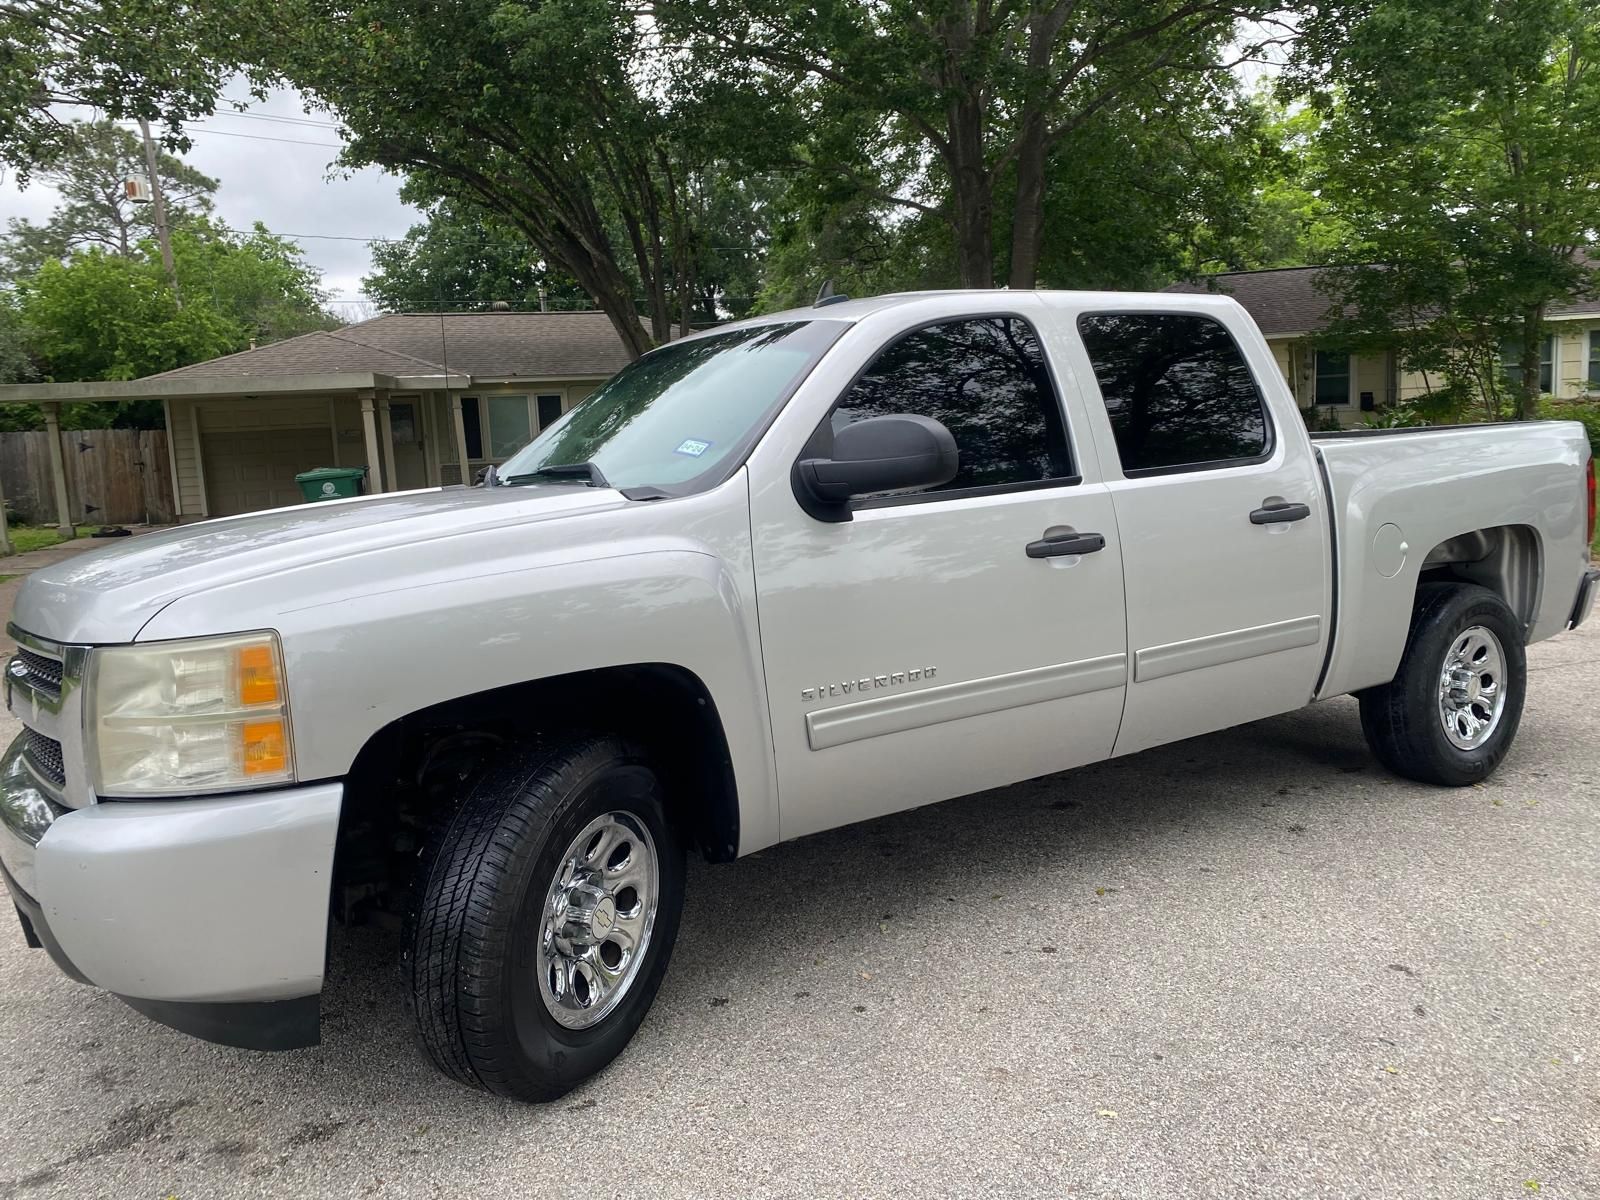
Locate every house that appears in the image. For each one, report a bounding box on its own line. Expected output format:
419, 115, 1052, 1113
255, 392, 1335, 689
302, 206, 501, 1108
1165, 266, 1600, 426
0, 310, 633, 528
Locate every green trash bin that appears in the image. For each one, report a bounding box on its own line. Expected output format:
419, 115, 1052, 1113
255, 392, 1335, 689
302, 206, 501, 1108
295, 466, 367, 503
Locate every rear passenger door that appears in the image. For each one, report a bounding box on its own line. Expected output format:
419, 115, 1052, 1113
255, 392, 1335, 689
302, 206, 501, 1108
1068, 310, 1330, 756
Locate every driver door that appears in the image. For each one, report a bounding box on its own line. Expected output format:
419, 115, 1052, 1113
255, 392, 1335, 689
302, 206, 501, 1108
747, 309, 1129, 841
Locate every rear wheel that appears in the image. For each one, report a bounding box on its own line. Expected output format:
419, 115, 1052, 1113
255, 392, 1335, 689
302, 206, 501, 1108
1358, 582, 1526, 786
404, 734, 685, 1101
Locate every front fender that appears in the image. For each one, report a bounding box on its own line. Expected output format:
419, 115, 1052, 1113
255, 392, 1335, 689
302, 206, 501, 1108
137, 495, 779, 855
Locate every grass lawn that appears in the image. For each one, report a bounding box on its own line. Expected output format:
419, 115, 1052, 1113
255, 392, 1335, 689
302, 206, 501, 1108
5, 526, 99, 555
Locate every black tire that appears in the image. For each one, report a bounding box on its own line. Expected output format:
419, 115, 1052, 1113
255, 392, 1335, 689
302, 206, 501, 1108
1358, 582, 1526, 786
403, 734, 685, 1101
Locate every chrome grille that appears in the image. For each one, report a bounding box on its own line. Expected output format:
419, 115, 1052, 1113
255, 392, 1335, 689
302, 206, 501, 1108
13, 648, 63, 698
23, 727, 65, 787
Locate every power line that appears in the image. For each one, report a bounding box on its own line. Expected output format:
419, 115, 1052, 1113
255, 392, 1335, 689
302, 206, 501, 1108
164, 127, 345, 149
206, 111, 343, 131
114, 120, 343, 149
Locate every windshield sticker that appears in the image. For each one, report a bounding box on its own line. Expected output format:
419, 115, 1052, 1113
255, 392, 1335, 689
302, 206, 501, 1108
674, 438, 713, 458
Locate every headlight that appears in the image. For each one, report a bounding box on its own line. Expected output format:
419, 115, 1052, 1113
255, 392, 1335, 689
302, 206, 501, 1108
88, 632, 295, 796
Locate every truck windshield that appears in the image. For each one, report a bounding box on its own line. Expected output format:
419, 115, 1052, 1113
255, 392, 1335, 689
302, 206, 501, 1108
499, 320, 845, 494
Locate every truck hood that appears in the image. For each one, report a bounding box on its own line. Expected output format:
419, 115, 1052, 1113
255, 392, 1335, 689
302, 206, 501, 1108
11, 485, 632, 644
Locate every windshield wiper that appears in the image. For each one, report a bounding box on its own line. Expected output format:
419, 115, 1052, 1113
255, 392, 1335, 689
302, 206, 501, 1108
503, 461, 610, 488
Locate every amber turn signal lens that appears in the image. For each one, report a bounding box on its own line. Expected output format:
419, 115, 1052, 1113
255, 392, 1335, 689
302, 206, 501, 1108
241, 718, 289, 776
238, 644, 281, 706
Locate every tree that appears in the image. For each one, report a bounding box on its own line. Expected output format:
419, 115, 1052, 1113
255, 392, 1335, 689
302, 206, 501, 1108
258, 0, 787, 357
15, 218, 335, 387
0, 297, 36, 386
1288, 0, 1600, 420
0, 1, 238, 177
362, 200, 590, 313
1, 120, 218, 279
659, 0, 1283, 290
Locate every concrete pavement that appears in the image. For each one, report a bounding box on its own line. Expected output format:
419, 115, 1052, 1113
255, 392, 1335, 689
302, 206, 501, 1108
0, 625, 1596, 1198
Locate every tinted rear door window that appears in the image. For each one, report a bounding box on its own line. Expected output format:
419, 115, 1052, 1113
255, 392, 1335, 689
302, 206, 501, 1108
1077, 313, 1270, 475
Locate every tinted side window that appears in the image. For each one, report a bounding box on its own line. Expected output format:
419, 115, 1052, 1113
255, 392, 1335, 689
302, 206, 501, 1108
830, 317, 1073, 494
1077, 313, 1269, 474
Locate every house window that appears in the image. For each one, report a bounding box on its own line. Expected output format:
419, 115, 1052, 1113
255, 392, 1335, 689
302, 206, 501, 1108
462, 397, 483, 459
1588, 331, 1599, 388
1314, 350, 1351, 406
1501, 336, 1555, 393
460, 392, 569, 461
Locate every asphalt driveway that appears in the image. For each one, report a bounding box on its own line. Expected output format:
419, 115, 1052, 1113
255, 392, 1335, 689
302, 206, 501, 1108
1, 623, 1596, 1199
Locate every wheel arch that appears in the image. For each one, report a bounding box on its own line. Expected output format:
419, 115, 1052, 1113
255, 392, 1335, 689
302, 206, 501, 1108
1416, 523, 1542, 632
331, 663, 744, 925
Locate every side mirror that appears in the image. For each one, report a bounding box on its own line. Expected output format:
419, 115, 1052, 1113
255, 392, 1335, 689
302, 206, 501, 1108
793, 414, 959, 522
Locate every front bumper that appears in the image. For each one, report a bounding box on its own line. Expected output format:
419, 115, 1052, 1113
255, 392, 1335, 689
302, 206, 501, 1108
0, 732, 341, 1050
1570, 567, 1600, 629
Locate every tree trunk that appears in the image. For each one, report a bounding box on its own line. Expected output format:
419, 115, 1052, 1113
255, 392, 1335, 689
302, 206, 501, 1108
1007, 114, 1049, 289
945, 91, 994, 289
1517, 303, 1544, 420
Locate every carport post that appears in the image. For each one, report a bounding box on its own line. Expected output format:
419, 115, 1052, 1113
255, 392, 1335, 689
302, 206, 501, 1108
377, 394, 399, 493
358, 391, 386, 493
449, 393, 471, 485
41, 402, 73, 539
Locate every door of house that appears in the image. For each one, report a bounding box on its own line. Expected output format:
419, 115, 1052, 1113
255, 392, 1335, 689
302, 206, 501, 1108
388, 400, 429, 489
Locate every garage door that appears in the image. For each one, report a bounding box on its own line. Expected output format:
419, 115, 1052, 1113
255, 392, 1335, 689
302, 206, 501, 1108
203, 427, 338, 516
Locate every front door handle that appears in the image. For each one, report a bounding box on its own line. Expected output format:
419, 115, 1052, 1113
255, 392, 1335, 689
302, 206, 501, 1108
1026, 531, 1106, 558
1249, 499, 1311, 525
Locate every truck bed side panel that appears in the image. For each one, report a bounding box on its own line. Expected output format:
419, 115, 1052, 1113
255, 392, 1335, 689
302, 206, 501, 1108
1313, 422, 1590, 698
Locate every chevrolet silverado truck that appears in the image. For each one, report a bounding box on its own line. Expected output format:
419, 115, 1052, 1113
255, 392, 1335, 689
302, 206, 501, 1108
2, 290, 1595, 1101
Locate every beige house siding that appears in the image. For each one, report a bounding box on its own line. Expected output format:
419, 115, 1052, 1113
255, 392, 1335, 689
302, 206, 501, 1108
168, 398, 205, 518
1264, 339, 1388, 427
1555, 319, 1599, 398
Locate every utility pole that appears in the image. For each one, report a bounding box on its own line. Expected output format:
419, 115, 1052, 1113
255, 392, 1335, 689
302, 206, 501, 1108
137, 117, 181, 308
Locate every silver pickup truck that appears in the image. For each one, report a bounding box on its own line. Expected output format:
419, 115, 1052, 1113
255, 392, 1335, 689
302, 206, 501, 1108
2, 290, 1595, 1100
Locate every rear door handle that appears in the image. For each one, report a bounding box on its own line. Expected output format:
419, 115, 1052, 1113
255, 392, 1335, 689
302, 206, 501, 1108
1249, 500, 1311, 525
1026, 531, 1106, 558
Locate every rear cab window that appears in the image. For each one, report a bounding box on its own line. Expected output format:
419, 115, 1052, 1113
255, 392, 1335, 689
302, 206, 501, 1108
1075, 312, 1272, 476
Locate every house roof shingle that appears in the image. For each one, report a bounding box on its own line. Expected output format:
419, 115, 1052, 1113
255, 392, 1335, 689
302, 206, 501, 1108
151, 311, 632, 381
1164, 265, 1600, 337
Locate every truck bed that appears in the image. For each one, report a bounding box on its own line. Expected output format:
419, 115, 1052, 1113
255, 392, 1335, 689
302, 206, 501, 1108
1311, 419, 1592, 699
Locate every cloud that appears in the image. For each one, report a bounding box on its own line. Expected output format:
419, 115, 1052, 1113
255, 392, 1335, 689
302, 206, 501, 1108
0, 82, 422, 316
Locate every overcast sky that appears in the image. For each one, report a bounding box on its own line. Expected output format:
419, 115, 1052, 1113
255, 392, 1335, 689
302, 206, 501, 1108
0, 83, 421, 319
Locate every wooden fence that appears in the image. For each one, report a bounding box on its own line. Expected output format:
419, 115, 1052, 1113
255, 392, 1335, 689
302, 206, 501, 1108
0, 429, 176, 527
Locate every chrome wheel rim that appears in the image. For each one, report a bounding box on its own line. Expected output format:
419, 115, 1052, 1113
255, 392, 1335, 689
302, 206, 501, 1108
537, 811, 659, 1030
1437, 625, 1508, 751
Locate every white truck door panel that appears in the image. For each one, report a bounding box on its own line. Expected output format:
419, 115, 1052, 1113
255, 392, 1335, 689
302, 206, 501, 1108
1066, 308, 1330, 756
748, 309, 1127, 841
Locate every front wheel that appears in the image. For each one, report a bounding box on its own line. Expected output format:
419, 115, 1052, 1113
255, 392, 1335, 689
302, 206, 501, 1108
1358, 582, 1526, 786
404, 734, 685, 1101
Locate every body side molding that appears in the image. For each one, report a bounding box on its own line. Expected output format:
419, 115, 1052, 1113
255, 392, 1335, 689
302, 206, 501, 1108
805, 653, 1127, 751
1134, 615, 1322, 683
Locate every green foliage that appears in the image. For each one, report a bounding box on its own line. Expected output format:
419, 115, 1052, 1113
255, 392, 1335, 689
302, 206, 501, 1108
1287, 0, 1600, 421
363, 201, 589, 313
0, 298, 35, 386
1, 120, 218, 280
11, 218, 335, 423
254, 0, 790, 356
0, 2, 239, 177
660, 0, 1279, 290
